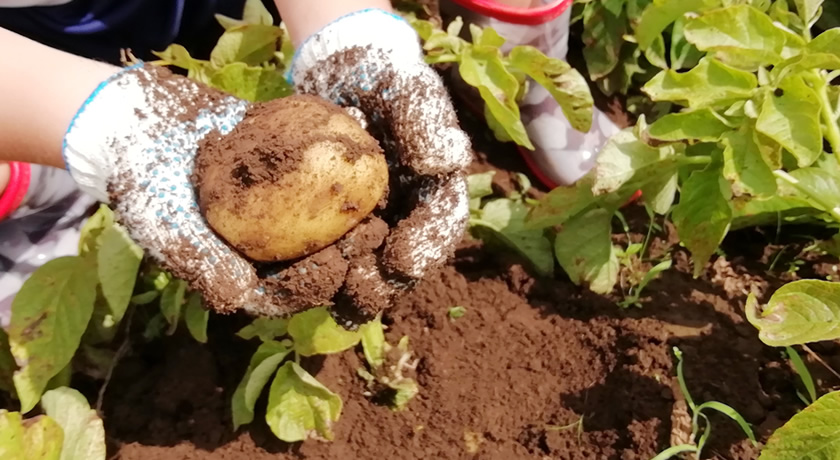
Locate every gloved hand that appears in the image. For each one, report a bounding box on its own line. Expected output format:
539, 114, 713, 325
290, 8, 472, 318
63, 63, 284, 316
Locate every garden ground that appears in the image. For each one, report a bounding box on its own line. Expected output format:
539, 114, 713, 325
99, 100, 839, 460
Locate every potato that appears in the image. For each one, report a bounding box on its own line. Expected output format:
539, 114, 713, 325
195, 94, 388, 262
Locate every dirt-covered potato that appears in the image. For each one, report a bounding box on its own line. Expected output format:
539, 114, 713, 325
195, 94, 388, 262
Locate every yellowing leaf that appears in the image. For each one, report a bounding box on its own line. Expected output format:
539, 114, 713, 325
747, 280, 840, 346
265, 361, 342, 442
287, 307, 360, 357
459, 47, 531, 149
77, 205, 114, 256
359, 316, 386, 369
646, 108, 731, 142
684, 5, 805, 71
41, 387, 106, 460
236, 318, 288, 341
642, 57, 757, 108
0, 411, 63, 460
507, 46, 594, 133
793, 0, 824, 25
210, 24, 283, 68
470, 198, 554, 276
9, 256, 97, 413
592, 129, 678, 197
722, 127, 778, 197
756, 76, 823, 167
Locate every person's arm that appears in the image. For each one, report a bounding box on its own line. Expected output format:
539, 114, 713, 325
273, 0, 393, 46
0, 27, 117, 168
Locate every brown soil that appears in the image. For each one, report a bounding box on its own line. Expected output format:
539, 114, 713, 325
99, 103, 840, 460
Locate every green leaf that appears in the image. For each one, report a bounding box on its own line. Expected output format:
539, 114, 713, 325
470, 198, 554, 276
786, 346, 817, 403
650, 445, 698, 460
448, 306, 467, 320
507, 45, 594, 132
41, 387, 106, 460
636, 0, 716, 50
554, 208, 619, 294
265, 361, 342, 442
209, 62, 292, 101
241, 0, 274, 25
77, 205, 114, 256
746, 280, 840, 346
183, 292, 208, 344
0, 328, 16, 394
359, 316, 386, 369
8, 256, 97, 413
646, 108, 731, 142
581, 1, 627, 79
159, 279, 187, 335
231, 340, 292, 430
756, 77, 823, 167
642, 57, 757, 108
0, 411, 63, 460
784, 167, 840, 214
287, 307, 360, 357
96, 225, 142, 324
592, 129, 678, 198
526, 179, 597, 229
684, 5, 805, 71
696, 401, 758, 445
459, 47, 532, 149
772, 52, 840, 82
152, 44, 204, 72
809, 28, 840, 58
759, 390, 840, 460
793, 0, 823, 24
644, 34, 669, 70
390, 379, 420, 411
670, 16, 706, 70
722, 127, 778, 197
210, 24, 282, 68
672, 168, 733, 277
468, 171, 496, 210
236, 318, 288, 341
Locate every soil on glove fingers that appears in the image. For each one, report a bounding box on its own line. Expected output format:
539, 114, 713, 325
102, 106, 838, 460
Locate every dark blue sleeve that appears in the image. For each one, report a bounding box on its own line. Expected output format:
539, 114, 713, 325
0, 0, 258, 64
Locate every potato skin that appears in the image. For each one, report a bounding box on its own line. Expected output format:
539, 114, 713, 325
196, 95, 388, 262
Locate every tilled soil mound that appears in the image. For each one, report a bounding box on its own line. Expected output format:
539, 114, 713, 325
102, 108, 837, 460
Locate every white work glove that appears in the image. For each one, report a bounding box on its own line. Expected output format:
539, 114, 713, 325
290, 9, 471, 319
64, 63, 283, 316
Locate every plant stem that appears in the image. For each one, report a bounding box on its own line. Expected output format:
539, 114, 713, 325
774, 170, 840, 222
802, 344, 840, 381
677, 155, 712, 166
809, 71, 840, 162
96, 306, 136, 414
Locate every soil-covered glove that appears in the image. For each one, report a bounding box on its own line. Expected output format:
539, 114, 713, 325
290, 9, 472, 318
63, 63, 288, 316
